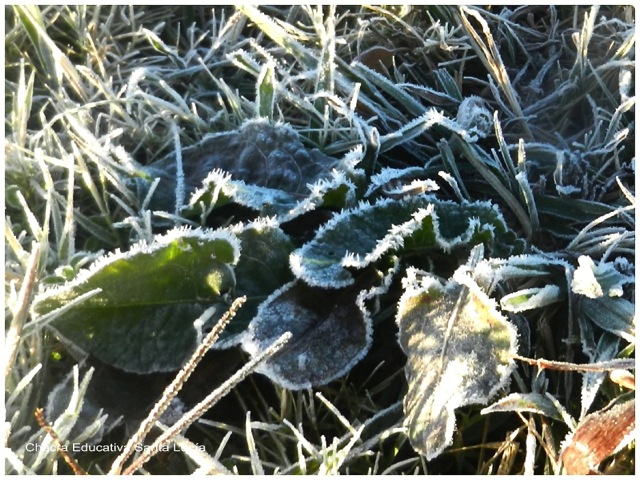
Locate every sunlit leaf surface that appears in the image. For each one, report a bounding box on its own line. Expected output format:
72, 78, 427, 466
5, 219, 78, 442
396, 264, 517, 459
32, 227, 239, 373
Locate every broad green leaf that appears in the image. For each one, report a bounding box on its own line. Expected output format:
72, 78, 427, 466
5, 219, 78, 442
241, 275, 381, 390
213, 220, 295, 346
291, 196, 519, 288
32, 227, 239, 373
396, 264, 517, 460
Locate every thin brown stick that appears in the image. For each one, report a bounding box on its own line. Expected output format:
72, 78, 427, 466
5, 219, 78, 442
34, 407, 87, 475
109, 296, 246, 474
513, 354, 635, 372
122, 331, 291, 475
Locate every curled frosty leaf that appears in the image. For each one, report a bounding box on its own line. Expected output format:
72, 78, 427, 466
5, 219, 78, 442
571, 255, 634, 298
291, 196, 519, 288
185, 166, 358, 222
455, 95, 493, 140
364, 166, 439, 198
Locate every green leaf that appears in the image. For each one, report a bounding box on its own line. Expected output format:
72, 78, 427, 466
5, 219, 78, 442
256, 61, 276, 119
32, 227, 239, 373
13, 6, 87, 101
396, 261, 517, 460
579, 296, 635, 343
499, 285, 563, 313
14, 5, 59, 89
214, 220, 295, 345
481, 393, 564, 421
291, 196, 519, 288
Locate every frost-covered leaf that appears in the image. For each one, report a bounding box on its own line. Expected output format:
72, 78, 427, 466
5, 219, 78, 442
32, 227, 239, 373
46, 367, 118, 446
578, 296, 635, 343
481, 392, 563, 421
490, 253, 570, 280
500, 285, 563, 313
378, 107, 489, 152
455, 96, 493, 139
143, 119, 354, 221
580, 333, 620, 418
364, 166, 439, 199
185, 168, 299, 218
291, 196, 519, 288
571, 255, 634, 298
30, 366, 96, 471
185, 165, 358, 222
241, 274, 381, 390
396, 264, 517, 460
214, 219, 295, 347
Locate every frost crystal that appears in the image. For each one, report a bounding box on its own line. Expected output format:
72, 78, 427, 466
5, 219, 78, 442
455, 96, 493, 139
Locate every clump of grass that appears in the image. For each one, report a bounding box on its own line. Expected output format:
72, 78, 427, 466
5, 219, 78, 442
5, 5, 634, 475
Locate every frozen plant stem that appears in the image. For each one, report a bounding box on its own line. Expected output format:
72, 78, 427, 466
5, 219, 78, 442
513, 354, 635, 372
121, 331, 292, 475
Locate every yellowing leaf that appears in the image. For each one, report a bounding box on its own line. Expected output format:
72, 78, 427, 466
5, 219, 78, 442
396, 261, 517, 460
